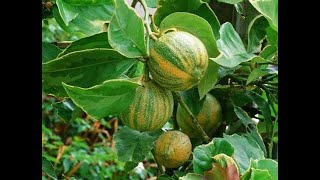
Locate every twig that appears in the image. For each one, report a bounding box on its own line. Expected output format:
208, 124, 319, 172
139, 0, 158, 41
172, 92, 210, 143
143, 60, 150, 82
66, 161, 83, 177
172, 97, 179, 130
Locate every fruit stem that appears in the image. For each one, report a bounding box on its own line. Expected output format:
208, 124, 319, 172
143, 60, 150, 82
139, 0, 158, 41
172, 91, 211, 143
151, 148, 164, 175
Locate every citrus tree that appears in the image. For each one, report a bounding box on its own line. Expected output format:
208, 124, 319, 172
42, 0, 278, 179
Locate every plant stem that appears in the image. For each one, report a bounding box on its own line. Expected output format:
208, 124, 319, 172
172, 97, 179, 130
172, 91, 210, 143
131, 0, 138, 8
151, 148, 164, 175
268, 113, 278, 158
150, 14, 159, 33
139, 0, 158, 41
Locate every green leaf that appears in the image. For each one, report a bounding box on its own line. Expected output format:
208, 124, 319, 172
42, 156, 57, 180
246, 69, 272, 85
251, 169, 272, 180
42, 48, 136, 97
251, 159, 278, 180
42, 42, 62, 63
210, 22, 265, 67
223, 134, 264, 174
233, 106, 267, 156
180, 88, 205, 116
108, 0, 147, 58
158, 175, 175, 180
63, 79, 141, 119
193, 138, 234, 174
124, 161, 139, 171
154, 0, 202, 26
179, 173, 204, 180
247, 15, 269, 53
160, 12, 219, 57
194, 3, 221, 39
198, 61, 219, 100
204, 154, 240, 180
249, 0, 278, 31
52, 99, 82, 122
217, 0, 243, 4
55, 0, 114, 35
58, 32, 111, 57
114, 126, 162, 162
259, 45, 277, 60
266, 27, 278, 47
146, 0, 157, 8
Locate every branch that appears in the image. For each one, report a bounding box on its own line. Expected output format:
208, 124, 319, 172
139, 0, 158, 41
172, 92, 210, 143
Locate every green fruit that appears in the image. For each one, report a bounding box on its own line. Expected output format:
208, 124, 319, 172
154, 131, 192, 168
119, 80, 173, 132
148, 31, 208, 91
177, 94, 222, 138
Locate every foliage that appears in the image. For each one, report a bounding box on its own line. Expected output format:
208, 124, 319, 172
42, 0, 278, 179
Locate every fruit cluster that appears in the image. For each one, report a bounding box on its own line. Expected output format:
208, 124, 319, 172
120, 31, 222, 168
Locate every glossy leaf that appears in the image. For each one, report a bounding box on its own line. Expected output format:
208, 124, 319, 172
42, 156, 57, 180
63, 79, 141, 119
193, 138, 234, 174
198, 61, 219, 100
194, 3, 221, 39
217, 0, 243, 4
223, 134, 264, 174
114, 126, 162, 162
249, 0, 278, 31
108, 0, 147, 58
52, 99, 82, 122
58, 32, 111, 57
42, 42, 62, 63
55, 0, 114, 35
246, 69, 272, 85
42, 48, 136, 97
234, 106, 267, 156
210, 22, 265, 67
160, 12, 219, 57
180, 88, 205, 116
154, 0, 202, 26
247, 15, 269, 53
179, 173, 204, 180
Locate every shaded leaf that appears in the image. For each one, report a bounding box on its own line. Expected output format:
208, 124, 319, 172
52, 99, 82, 122
42, 42, 62, 63
42, 48, 136, 97
58, 32, 111, 57
223, 134, 264, 174
124, 162, 139, 171
154, 0, 202, 26
193, 138, 234, 174
266, 27, 278, 47
194, 3, 221, 39
55, 0, 114, 35
108, 0, 147, 58
180, 88, 205, 116
247, 15, 269, 53
63, 79, 141, 119
259, 45, 277, 60
114, 126, 162, 162
198, 61, 219, 100
160, 12, 219, 57
42, 156, 57, 180
246, 69, 272, 85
